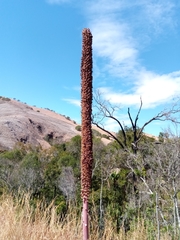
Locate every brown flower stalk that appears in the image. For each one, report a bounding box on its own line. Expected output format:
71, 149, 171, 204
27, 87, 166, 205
81, 28, 93, 240
81, 28, 93, 199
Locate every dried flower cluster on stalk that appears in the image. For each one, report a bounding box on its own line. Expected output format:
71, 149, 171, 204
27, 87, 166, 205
81, 28, 93, 199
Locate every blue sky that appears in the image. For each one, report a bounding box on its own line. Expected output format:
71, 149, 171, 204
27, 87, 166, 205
0, 0, 180, 136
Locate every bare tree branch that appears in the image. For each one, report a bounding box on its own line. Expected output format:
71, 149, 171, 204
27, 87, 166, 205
92, 122, 125, 150
93, 90, 180, 154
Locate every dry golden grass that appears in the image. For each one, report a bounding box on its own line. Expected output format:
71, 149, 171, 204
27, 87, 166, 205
0, 193, 174, 240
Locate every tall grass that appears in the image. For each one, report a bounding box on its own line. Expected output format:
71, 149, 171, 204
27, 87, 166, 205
0, 193, 174, 240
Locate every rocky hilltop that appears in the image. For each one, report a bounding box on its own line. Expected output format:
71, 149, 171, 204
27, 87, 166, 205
0, 97, 81, 150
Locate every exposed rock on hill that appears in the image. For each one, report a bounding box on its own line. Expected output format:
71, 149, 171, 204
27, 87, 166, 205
0, 98, 81, 150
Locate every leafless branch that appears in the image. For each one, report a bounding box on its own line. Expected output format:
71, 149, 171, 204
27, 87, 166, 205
93, 90, 180, 153
92, 122, 125, 149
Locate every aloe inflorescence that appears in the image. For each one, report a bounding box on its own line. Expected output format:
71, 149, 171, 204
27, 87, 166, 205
81, 28, 93, 240
81, 28, 93, 199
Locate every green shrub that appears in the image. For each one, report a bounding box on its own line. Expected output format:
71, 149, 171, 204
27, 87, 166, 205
102, 134, 110, 139
0, 148, 26, 161
0, 96, 11, 101
92, 129, 102, 137
75, 125, 81, 131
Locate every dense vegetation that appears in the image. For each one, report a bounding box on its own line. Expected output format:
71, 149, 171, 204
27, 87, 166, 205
0, 129, 180, 239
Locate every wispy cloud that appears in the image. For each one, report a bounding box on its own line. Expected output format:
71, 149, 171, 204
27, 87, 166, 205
141, 0, 176, 34
46, 0, 71, 4
61, 0, 179, 113
98, 71, 180, 108
84, 0, 179, 109
136, 71, 180, 108
90, 18, 139, 78
63, 98, 80, 107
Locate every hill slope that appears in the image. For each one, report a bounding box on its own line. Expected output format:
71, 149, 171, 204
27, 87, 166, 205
0, 97, 81, 150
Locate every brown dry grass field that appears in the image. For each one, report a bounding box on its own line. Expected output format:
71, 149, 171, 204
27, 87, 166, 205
0, 193, 174, 240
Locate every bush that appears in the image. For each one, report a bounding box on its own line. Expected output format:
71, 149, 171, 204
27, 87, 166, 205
92, 129, 102, 137
0, 96, 11, 101
75, 125, 81, 131
0, 148, 26, 161
102, 134, 110, 139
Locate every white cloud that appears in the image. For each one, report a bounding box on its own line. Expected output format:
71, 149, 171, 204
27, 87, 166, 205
98, 87, 140, 107
136, 71, 180, 107
86, 0, 124, 15
90, 18, 139, 78
98, 71, 180, 108
46, 0, 71, 4
64, 1, 179, 113
84, 0, 179, 109
142, 0, 176, 34
63, 98, 80, 107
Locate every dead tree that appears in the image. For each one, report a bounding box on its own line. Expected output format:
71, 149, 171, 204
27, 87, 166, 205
92, 91, 180, 154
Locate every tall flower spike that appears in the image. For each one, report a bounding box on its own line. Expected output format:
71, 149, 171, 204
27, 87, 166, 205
81, 28, 93, 199
81, 28, 93, 240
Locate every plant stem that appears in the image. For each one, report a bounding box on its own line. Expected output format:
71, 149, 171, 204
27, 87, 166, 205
82, 198, 89, 240
80, 28, 93, 240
